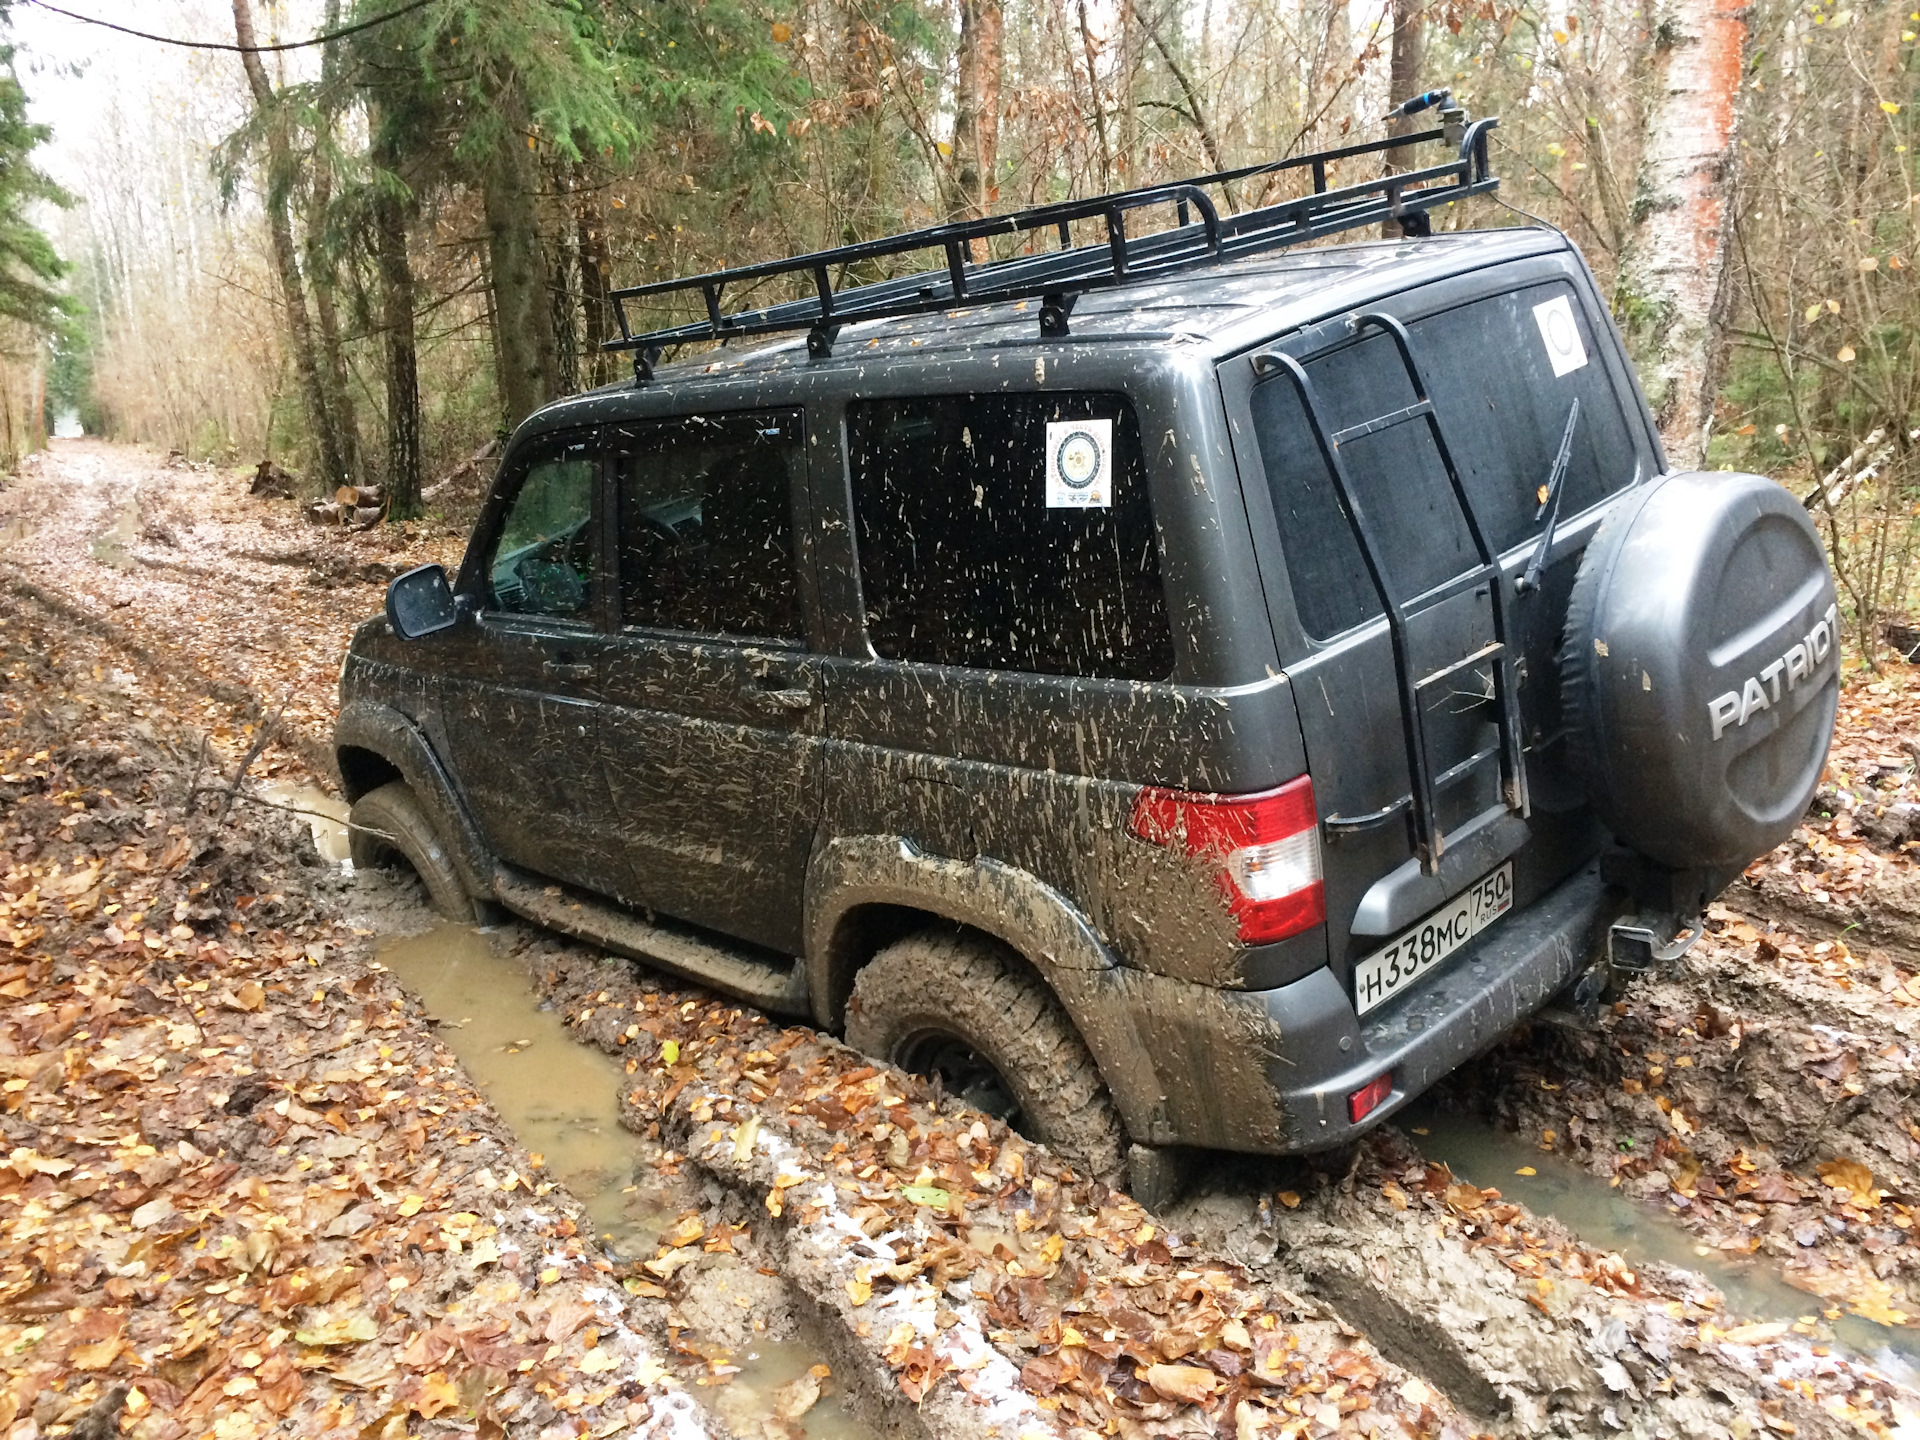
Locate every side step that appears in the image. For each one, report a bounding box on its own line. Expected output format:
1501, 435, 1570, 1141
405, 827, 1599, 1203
491, 868, 811, 1016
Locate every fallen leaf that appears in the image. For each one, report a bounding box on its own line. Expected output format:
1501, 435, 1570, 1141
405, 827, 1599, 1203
578, 1347, 620, 1375
1145, 1362, 1222, 1404
295, 1308, 379, 1347
1720, 1321, 1790, 1345
774, 1371, 820, 1419
1817, 1157, 1878, 1208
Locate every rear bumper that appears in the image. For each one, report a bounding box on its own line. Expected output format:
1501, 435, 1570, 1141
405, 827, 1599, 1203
1255, 859, 1610, 1151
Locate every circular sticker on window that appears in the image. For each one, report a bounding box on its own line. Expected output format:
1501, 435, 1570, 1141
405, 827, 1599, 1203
1055, 430, 1103, 490
1044, 417, 1113, 507
1532, 294, 1589, 378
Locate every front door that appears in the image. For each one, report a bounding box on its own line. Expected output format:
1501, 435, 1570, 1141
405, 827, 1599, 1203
598, 409, 820, 954
438, 432, 623, 896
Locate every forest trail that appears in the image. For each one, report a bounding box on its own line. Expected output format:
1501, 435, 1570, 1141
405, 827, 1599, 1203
1, 440, 1919, 1438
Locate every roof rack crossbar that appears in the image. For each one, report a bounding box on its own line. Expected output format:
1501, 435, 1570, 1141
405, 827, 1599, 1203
605, 115, 1497, 357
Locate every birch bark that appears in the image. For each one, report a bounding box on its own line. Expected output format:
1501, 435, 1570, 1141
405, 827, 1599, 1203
1617, 0, 1747, 468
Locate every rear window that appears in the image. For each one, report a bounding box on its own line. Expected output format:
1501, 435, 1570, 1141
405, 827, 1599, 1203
847, 393, 1173, 680
1252, 281, 1642, 639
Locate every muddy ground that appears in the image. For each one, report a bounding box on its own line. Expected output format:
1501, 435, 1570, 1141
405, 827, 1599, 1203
1, 439, 1917, 1440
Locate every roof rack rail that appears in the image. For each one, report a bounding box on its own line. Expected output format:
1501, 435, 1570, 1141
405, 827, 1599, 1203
605, 100, 1498, 378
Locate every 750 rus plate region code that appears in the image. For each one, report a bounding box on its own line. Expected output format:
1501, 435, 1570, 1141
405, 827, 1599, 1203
1354, 863, 1513, 1016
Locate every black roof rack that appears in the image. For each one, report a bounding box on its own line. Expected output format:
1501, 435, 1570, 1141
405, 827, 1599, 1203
605, 100, 1498, 378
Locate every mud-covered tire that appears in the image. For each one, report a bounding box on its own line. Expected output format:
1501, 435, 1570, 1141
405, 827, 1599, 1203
348, 780, 483, 923
845, 928, 1126, 1184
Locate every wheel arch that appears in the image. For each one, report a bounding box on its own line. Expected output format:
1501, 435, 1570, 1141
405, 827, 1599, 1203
804, 835, 1164, 1139
333, 700, 497, 898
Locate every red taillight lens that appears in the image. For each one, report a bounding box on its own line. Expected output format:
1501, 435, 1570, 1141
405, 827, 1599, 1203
1348, 1072, 1393, 1124
1127, 776, 1326, 944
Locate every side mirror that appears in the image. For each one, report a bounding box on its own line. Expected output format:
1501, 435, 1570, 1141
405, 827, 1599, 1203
386, 563, 459, 639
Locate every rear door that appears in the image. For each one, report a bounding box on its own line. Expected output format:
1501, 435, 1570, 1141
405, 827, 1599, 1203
598, 409, 820, 954
1224, 266, 1658, 994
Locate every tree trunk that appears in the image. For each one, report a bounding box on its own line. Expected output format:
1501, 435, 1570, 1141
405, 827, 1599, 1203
1138, 5, 1229, 182
305, 0, 363, 484
1386, 0, 1425, 151
1075, 0, 1113, 191
947, 0, 1004, 223
372, 132, 422, 521
574, 161, 615, 388
484, 90, 560, 429
1380, 0, 1426, 235
1616, 0, 1746, 469
231, 0, 348, 488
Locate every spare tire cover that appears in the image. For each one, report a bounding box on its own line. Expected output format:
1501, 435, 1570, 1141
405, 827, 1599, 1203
1559, 471, 1839, 871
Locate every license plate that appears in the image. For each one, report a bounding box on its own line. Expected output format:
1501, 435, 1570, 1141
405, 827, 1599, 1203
1353, 862, 1513, 1016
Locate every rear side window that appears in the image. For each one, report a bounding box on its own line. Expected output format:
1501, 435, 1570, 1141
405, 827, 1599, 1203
847, 393, 1173, 680
1253, 281, 1642, 639
614, 410, 804, 640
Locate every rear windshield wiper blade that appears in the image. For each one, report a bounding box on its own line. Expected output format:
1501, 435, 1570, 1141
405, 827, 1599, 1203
1516, 397, 1580, 595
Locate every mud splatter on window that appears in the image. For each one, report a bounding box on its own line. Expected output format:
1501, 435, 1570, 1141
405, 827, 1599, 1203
847, 393, 1171, 680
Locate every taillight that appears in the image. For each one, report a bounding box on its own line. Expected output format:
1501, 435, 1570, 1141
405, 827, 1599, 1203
1127, 776, 1326, 944
1348, 1072, 1393, 1124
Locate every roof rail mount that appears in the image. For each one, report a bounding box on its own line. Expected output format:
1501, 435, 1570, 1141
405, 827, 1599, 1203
607, 104, 1498, 374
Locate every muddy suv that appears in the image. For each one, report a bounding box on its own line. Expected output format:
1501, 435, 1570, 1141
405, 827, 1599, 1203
335, 109, 1839, 1192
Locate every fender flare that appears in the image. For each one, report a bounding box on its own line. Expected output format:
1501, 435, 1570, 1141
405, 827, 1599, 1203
804, 835, 1165, 1138
334, 700, 498, 898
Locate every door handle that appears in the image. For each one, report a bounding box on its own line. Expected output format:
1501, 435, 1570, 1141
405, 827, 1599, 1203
544, 660, 594, 680
748, 685, 814, 713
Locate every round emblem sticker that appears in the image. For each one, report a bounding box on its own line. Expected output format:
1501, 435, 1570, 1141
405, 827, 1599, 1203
1055, 430, 1103, 490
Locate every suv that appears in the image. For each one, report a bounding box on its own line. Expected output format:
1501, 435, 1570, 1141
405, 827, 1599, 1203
336, 108, 1838, 1193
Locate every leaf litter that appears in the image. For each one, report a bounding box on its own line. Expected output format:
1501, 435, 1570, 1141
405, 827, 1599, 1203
0, 588, 716, 1438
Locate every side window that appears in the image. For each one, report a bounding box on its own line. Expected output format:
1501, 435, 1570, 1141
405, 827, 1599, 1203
615, 410, 804, 640
847, 393, 1173, 681
1252, 281, 1642, 639
485, 445, 598, 618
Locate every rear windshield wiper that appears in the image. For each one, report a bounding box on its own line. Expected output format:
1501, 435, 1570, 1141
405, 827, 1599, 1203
1516, 397, 1581, 595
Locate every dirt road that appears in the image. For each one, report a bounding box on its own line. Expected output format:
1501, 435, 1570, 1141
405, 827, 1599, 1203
2, 439, 1917, 1440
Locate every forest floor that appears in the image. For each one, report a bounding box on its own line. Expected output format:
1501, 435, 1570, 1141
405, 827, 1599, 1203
0, 437, 1916, 1440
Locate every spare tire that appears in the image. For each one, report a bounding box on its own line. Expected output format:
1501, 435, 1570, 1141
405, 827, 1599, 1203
1558, 471, 1839, 872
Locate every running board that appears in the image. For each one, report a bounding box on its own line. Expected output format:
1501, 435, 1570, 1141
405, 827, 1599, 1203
491, 868, 811, 1016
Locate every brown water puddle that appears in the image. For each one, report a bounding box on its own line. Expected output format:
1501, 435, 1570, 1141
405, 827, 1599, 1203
90, 498, 137, 569
1402, 1100, 1920, 1388
376, 923, 874, 1440
258, 781, 352, 865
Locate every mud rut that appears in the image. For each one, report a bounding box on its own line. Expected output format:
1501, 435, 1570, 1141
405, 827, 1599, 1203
2, 439, 1917, 1440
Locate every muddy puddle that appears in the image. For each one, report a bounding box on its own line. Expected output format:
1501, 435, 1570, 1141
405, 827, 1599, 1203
258, 779, 352, 864
377, 924, 874, 1440
90, 498, 137, 568
1401, 1100, 1920, 1387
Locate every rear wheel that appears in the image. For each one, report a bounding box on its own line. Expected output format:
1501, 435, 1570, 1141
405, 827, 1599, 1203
348, 780, 485, 923
845, 928, 1126, 1184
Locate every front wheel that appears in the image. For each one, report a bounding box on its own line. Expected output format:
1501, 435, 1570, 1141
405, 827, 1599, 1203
348, 780, 486, 924
845, 928, 1126, 1184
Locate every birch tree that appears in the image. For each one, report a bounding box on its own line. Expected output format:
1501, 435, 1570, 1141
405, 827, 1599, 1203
1616, 0, 1747, 469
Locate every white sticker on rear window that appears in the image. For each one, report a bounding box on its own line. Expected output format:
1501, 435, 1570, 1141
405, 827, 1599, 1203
1045, 419, 1113, 508
1533, 294, 1589, 377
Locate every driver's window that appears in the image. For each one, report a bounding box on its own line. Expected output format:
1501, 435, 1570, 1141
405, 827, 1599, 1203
486, 446, 598, 617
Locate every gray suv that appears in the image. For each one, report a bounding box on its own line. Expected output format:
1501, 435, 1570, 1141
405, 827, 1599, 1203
336, 106, 1839, 1192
